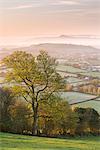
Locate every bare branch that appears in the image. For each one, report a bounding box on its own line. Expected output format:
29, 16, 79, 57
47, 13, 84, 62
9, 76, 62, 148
36, 81, 48, 101
23, 95, 32, 104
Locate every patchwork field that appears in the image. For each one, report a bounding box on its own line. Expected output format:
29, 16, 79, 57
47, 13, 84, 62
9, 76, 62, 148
57, 65, 100, 78
58, 92, 97, 104
58, 92, 100, 113
0, 65, 100, 114
57, 65, 85, 73
63, 77, 89, 86
0, 132, 100, 150
64, 77, 83, 83
81, 72, 100, 78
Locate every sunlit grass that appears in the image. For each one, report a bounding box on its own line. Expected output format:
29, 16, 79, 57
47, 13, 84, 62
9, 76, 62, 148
0, 132, 100, 150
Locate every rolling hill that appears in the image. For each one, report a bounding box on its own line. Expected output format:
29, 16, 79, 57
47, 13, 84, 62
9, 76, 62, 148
0, 43, 100, 60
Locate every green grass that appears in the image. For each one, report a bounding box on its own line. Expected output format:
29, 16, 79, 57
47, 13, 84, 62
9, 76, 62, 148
64, 77, 83, 83
58, 92, 97, 104
57, 65, 100, 78
0, 132, 100, 150
74, 100, 100, 114
58, 92, 100, 113
63, 77, 89, 86
81, 72, 100, 78
57, 65, 85, 73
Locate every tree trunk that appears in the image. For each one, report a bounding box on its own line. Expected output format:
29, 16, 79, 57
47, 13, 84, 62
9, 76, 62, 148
32, 103, 38, 135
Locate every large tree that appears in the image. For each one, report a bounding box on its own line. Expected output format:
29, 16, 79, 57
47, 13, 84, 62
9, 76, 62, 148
3, 50, 63, 135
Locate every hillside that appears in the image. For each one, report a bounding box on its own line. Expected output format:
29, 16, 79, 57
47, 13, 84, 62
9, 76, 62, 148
0, 43, 100, 60
13, 43, 100, 58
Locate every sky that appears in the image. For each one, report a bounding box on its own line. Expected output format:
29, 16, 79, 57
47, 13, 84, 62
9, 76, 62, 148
0, 0, 100, 37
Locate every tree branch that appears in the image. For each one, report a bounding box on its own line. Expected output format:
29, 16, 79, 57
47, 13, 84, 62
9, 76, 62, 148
23, 95, 32, 104
38, 115, 52, 118
41, 89, 55, 101
36, 81, 48, 101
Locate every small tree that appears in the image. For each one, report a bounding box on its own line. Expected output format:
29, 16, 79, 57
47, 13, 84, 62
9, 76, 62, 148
3, 50, 63, 135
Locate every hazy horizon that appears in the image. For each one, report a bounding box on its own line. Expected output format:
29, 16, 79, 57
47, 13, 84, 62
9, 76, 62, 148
0, 35, 100, 49
0, 0, 100, 37
0, 0, 100, 48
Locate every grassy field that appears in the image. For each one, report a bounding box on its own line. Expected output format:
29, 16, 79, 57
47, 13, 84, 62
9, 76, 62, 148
81, 72, 100, 78
57, 65, 85, 73
0, 132, 100, 150
74, 100, 100, 114
57, 65, 100, 78
58, 92, 100, 113
63, 77, 89, 86
58, 92, 97, 104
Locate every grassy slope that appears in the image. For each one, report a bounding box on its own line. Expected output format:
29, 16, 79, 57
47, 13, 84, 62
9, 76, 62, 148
0, 132, 100, 150
74, 100, 100, 114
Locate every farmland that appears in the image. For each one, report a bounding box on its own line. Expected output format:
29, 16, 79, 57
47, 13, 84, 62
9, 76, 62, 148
63, 77, 89, 86
0, 132, 100, 150
0, 67, 100, 114
58, 92, 100, 113
57, 65, 100, 78
58, 92, 97, 104
73, 100, 100, 114
81, 72, 100, 78
64, 77, 83, 83
0, 54, 100, 114
57, 65, 85, 73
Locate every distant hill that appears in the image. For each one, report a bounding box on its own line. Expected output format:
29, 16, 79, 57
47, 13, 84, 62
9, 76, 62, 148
0, 43, 100, 60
